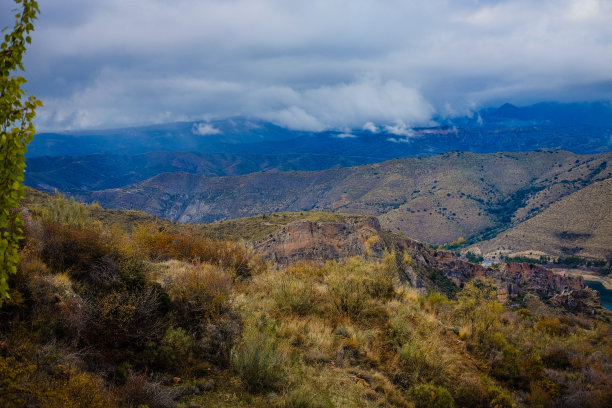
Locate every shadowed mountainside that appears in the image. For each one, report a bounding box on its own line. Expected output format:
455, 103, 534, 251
25, 152, 382, 193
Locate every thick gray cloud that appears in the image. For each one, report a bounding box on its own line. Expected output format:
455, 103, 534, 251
3, 0, 611, 130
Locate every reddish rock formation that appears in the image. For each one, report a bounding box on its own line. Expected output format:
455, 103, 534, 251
254, 217, 384, 265
492, 263, 584, 301
551, 288, 601, 313
253, 217, 586, 302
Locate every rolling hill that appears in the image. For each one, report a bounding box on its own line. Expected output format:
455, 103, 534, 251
468, 178, 612, 261
88, 150, 612, 244
11, 187, 609, 408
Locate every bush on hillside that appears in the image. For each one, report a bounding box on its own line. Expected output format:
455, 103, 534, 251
133, 222, 264, 278
409, 383, 455, 408
231, 326, 285, 393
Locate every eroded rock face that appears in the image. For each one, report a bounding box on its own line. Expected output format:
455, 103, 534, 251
551, 288, 601, 313
254, 217, 384, 265
491, 263, 585, 302
253, 217, 586, 302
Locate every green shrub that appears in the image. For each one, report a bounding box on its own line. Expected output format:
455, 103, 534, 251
273, 273, 317, 315
157, 327, 194, 370
397, 339, 445, 384
535, 317, 564, 336
327, 271, 369, 315
425, 292, 450, 315
480, 375, 513, 408
232, 326, 285, 393
39, 193, 91, 228
116, 254, 148, 291
325, 255, 396, 316
409, 383, 455, 408
0, 356, 38, 408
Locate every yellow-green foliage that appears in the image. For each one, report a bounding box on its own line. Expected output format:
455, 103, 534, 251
231, 324, 286, 393
324, 253, 397, 316
0, 0, 42, 307
409, 383, 455, 408
0, 355, 37, 408
455, 278, 504, 347
5, 195, 612, 408
281, 383, 334, 408
38, 193, 93, 229
157, 327, 195, 370
273, 270, 319, 315
0, 348, 116, 408
92, 287, 163, 348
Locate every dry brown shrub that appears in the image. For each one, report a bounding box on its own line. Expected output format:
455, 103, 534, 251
85, 286, 164, 349
39, 222, 115, 282
119, 373, 179, 408
164, 263, 233, 325
161, 262, 241, 365
133, 222, 264, 278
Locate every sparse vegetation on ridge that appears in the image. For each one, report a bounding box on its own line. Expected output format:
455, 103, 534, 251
1, 190, 611, 407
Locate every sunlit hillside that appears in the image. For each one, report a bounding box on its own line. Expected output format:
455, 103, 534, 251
1, 191, 611, 408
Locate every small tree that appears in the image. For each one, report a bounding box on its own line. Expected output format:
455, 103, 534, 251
0, 0, 41, 306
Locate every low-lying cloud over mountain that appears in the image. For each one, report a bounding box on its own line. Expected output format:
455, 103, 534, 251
3, 0, 611, 131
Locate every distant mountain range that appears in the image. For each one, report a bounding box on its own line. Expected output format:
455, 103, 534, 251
87, 151, 612, 247
25, 102, 612, 194
28, 102, 612, 159
25, 102, 612, 254
25, 152, 380, 193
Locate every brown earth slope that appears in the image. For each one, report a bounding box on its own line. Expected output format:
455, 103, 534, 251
468, 178, 612, 261
90, 151, 612, 244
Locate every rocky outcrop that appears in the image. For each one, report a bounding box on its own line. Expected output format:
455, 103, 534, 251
491, 262, 585, 302
254, 217, 384, 265
253, 217, 587, 303
550, 288, 601, 313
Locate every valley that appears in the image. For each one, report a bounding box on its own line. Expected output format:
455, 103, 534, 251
4, 1, 612, 405
469, 177, 612, 261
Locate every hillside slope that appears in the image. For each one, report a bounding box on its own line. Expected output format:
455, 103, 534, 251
4, 189, 609, 408
469, 178, 612, 260
90, 151, 612, 244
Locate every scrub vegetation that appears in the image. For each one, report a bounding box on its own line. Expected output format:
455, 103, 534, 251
1, 192, 611, 407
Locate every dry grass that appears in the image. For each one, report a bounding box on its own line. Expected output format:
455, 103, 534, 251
8, 191, 612, 407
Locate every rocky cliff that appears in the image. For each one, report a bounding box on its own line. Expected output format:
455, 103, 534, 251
253, 217, 585, 302
492, 262, 584, 302
254, 217, 385, 265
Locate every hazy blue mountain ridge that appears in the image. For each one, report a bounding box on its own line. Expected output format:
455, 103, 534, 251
28, 102, 612, 158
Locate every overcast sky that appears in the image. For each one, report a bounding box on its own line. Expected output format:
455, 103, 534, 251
3, 0, 612, 131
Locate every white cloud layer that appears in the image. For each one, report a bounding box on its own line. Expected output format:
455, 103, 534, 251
2, 0, 611, 130
192, 123, 221, 136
